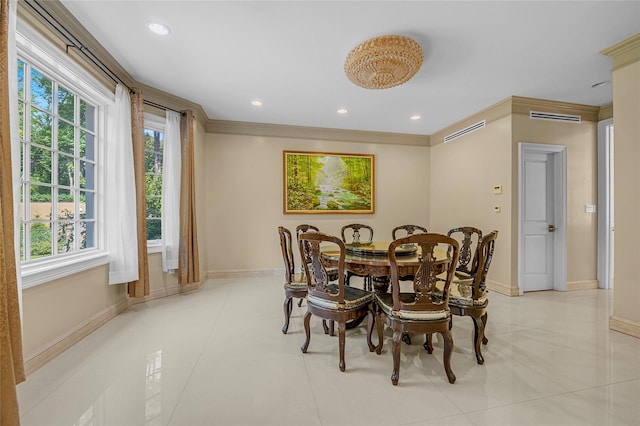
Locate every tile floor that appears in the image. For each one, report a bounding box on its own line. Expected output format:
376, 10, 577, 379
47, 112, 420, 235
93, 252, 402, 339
17, 276, 640, 426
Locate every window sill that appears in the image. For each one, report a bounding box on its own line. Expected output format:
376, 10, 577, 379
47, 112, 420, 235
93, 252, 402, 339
147, 242, 162, 254
21, 250, 110, 289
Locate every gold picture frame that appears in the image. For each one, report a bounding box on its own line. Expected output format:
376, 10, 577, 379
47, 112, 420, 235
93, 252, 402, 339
283, 150, 375, 214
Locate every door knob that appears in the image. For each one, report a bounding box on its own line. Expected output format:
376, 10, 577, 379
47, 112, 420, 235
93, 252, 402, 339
548, 225, 556, 232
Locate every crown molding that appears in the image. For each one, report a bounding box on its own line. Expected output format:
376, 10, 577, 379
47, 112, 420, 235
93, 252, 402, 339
601, 33, 640, 71
138, 83, 208, 128
598, 103, 613, 121
511, 96, 600, 122
207, 120, 430, 146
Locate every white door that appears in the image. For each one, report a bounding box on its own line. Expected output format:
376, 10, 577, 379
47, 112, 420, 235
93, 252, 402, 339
522, 151, 555, 291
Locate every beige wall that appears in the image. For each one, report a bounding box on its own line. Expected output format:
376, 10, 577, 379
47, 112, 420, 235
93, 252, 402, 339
512, 114, 599, 289
607, 35, 640, 337
204, 133, 430, 275
430, 115, 513, 294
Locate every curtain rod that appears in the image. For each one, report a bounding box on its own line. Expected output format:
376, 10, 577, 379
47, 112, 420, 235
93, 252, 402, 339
143, 100, 185, 115
24, 0, 184, 115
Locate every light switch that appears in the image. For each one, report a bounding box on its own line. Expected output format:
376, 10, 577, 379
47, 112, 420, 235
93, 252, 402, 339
585, 204, 596, 213
493, 185, 502, 195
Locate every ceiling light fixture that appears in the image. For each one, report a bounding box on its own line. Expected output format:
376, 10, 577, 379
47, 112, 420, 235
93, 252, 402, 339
148, 22, 171, 36
410, 115, 421, 120
337, 108, 348, 114
251, 100, 263, 106
344, 35, 423, 90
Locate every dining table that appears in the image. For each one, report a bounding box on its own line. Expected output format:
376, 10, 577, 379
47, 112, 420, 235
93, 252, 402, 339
321, 241, 449, 293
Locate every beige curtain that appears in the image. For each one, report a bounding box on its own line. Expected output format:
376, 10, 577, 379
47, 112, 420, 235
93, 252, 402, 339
128, 89, 149, 298
1, 0, 25, 423
178, 110, 200, 285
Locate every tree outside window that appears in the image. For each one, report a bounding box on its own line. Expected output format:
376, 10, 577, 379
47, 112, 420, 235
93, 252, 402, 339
144, 126, 163, 241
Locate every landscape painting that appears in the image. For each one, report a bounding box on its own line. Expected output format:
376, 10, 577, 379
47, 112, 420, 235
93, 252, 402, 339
283, 151, 374, 214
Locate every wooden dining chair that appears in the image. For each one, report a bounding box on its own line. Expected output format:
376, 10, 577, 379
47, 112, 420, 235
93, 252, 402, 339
375, 233, 460, 385
447, 227, 482, 277
428, 231, 498, 364
278, 226, 308, 334
392, 224, 428, 240
341, 224, 374, 289
298, 231, 376, 372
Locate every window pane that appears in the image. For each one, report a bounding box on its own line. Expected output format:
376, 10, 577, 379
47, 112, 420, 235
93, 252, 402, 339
80, 221, 95, 250
30, 108, 53, 148
30, 146, 52, 185
19, 142, 24, 180
18, 102, 24, 140
30, 68, 52, 112
146, 219, 161, 241
19, 222, 25, 261
57, 221, 75, 254
30, 184, 52, 216
58, 85, 75, 122
80, 131, 95, 161
80, 100, 95, 131
58, 153, 74, 187
17, 60, 24, 99
58, 120, 74, 154
30, 221, 52, 258
80, 190, 94, 220
80, 160, 95, 190
58, 188, 75, 218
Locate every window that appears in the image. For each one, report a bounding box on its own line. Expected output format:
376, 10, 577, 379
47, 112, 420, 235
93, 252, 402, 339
16, 25, 111, 288
18, 59, 97, 261
144, 114, 165, 245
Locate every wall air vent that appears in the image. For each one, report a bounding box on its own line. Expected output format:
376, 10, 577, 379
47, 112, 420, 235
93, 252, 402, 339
530, 111, 581, 123
444, 120, 486, 143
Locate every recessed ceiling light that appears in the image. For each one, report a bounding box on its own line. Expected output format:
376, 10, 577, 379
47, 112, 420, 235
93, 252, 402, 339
148, 22, 171, 36
251, 100, 263, 106
337, 108, 348, 114
591, 81, 610, 88
410, 115, 421, 120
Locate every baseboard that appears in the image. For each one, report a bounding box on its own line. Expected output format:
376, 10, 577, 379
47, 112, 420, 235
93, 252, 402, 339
567, 280, 599, 291
487, 279, 519, 296
206, 269, 282, 279
609, 316, 640, 339
23, 297, 130, 376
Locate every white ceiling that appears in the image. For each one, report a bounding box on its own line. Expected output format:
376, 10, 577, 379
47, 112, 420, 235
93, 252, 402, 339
59, 1, 640, 136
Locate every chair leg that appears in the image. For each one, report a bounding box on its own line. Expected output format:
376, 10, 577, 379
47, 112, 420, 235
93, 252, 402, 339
300, 311, 312, 353
440, 329, 456, 384
391, 331, 402, 385
282, 296, 293, 334
423, 333, 434, 353
366, 308, 376, 352
338, 322, 347, 372
375, 312, 384, 354
481, 312, 488, 345
472, 316, 486, 365
329, 320, 335, 336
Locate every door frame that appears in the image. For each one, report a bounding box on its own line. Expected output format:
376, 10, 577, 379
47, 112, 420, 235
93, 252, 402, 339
597, 118, 614, 289
518, 142, 567, 295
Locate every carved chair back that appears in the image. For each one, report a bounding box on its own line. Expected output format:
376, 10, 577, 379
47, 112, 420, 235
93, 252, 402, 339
296, 224, 320, 265
447, 227, 483, 275
388, 234, 459, 313
392, 224, 428, 240
298, 232, 346, 305
278, 226, 296, 283
341, 224, 373, 245
468, 231, 498, 301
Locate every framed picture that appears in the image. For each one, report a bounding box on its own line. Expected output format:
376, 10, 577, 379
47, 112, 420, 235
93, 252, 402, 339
283, 150, 375, 214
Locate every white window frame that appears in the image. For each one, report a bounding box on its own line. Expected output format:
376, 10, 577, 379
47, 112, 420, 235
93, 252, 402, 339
16, 22, 112, 288
143, 113, 165, 253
